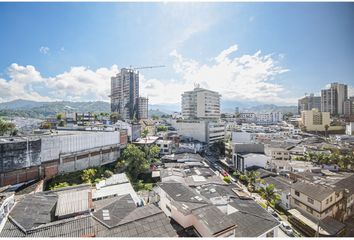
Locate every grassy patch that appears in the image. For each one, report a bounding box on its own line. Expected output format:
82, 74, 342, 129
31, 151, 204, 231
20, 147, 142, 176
45, 164, 116, 190
258, 201, 267, 209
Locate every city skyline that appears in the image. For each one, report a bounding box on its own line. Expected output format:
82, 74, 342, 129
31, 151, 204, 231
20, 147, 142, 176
0, 2, 353, 108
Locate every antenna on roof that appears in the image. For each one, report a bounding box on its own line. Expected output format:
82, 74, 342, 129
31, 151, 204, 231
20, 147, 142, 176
194, 82, 200, 88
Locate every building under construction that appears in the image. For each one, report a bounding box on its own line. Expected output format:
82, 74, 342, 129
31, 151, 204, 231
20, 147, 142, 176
110, 67, 151, 120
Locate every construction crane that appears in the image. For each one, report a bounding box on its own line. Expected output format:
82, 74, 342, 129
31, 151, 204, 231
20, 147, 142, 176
128, 65, 166, 70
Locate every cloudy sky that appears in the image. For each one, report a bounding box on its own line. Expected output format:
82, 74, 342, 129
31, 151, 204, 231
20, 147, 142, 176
0, 2, 353, 108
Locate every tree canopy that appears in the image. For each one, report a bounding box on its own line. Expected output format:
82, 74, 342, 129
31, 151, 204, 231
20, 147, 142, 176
0, 118, 16, 136
260, 184, 281, 208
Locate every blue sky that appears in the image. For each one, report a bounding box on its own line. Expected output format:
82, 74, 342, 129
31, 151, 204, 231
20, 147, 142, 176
0, 2, 353, 109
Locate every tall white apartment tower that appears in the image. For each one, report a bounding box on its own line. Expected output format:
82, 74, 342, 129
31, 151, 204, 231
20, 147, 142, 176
181, 86, 221, 120
321, 82, 348, 115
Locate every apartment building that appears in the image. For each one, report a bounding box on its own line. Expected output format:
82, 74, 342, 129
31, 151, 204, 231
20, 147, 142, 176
110, 68, 139, 120
300, 109, 330, 131
239, 113, 256, 123
181, 86, 221, 120
344, 97, 354, 118
137, 97, 148, 120
156, 139, 173, 155
255, 112, 283, 124
298, 93, 321, 114
290, 181, 344, 220
267, 147, 290, 160
321, 82, 348, 115
171, 119, 225, 145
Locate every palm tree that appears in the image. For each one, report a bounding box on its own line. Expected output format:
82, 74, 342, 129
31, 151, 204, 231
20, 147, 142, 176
260, 184, 281, 209
245, 171, 261, 192
141, 128, 149, 144
324, 124, 329, 137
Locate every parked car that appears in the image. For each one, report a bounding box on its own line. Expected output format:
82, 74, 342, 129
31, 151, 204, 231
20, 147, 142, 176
221, 171, 229, 177
280, 222, 293, 236
271, 212, 281, 221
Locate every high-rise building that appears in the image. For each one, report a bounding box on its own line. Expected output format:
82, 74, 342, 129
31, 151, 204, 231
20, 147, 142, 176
181, 86, 221, 120
300, 109, 330, 132
321, 82, 348, 115
110, 68, 139, 120
344, 97, 354, 117
298, 93, 321, 114
137, 97, 148, 120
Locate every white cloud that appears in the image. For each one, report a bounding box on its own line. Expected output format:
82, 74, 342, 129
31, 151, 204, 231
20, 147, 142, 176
0, 64, 118, 103
39, 46, 50, 55
141, 44, 295, 105
215, 44, 238, 63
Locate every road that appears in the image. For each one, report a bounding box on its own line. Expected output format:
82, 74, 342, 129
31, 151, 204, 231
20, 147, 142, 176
203, 154, 299, 237
278, 228, 290, 238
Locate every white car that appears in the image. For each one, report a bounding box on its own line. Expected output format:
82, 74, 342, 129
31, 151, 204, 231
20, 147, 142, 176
280, 222, 293, 236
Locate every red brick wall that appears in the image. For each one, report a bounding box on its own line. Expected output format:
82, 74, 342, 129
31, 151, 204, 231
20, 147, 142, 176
1, 167, 39, 186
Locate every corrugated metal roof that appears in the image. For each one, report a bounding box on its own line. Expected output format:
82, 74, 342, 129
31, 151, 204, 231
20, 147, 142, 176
92, 182, 139, 204
96, 173, 129, 189
55, 189, 91, 217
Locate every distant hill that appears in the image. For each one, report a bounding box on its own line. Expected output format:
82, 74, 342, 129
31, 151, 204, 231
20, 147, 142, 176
148, 109, 170, 118
0, 99, 110, 119
242, 104, 298, 114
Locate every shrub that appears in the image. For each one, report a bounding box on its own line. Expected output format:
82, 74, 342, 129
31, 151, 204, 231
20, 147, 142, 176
223, 176, 231, 183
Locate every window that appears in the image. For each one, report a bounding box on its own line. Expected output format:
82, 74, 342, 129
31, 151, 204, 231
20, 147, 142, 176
330, 196, 333, 202
166, 205, 171, 212
307, 207, 313, 214
295, 191, 300, 197
326, 199, 329, 204
308, 197, 314, 204
294, 199, 300, 206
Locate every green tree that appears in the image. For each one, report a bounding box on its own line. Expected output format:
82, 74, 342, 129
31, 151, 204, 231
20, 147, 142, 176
260, 184, 281, 209
110, 112, 122, 123
210, 141, 225, 157
245, 171, 261, 192
56, 113, 64, 120
50, 182, 70, 190
41, 122, 52, 129
232, 171, 241, 179
121, 144, 149, 181
81, 168, 98, 184
151, 115, 159, 120
157, 125, 168, 132
144, 144, 161, 163
104, 170, 114, 178
324, 124, 329, 137
0, 118, 16, 136
115, 159, 126, 173
141, 128, 149, 144
223, 176, 231, 183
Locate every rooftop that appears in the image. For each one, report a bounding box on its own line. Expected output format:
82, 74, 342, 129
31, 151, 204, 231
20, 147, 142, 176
9, 192, 58, 231
228, 198, 280, 237
161, 153, 204, 163
292, 181, 335, 201
192, 205, 236, 236
158, 181, 209, 213
1, 192, 177, 238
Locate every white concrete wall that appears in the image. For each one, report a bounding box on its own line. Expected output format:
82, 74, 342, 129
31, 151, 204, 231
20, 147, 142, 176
172, 120, 207, 143
41, 131, 120, 162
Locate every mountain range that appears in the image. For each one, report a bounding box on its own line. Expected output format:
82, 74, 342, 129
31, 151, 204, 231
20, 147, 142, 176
0, 99, 297, 119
